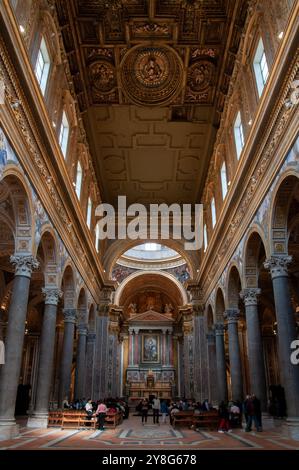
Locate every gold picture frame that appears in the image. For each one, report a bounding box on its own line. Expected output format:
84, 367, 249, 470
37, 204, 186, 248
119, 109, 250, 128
142, 334, 160, 363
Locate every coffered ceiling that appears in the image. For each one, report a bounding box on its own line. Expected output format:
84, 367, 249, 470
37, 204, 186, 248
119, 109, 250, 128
56, 0, 249, 205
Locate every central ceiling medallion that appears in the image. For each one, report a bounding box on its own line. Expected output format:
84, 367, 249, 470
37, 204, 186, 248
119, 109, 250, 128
120, 45, 184, 106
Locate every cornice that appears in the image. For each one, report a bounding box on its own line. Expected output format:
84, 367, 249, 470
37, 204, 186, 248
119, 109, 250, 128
0, 1, 107, 300
198, 3, 299, 301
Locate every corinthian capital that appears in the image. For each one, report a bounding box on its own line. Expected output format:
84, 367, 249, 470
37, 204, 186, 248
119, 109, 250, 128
63, 308, 77, 324
42, 287, 63, 306
214, 322, 226, 335
224, 309, 240, 323
77, 323, 88, 336
264, 255, 292, 279
10, 255, 39, 278
240, 288, 261, 306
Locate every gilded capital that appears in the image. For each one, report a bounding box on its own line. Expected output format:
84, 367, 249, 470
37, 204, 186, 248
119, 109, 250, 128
10, 255, 39, 278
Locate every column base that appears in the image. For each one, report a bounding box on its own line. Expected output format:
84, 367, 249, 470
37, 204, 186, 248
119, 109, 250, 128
27, 413, 49, 429
282, 417, 299, 441
0, 421, 19, 441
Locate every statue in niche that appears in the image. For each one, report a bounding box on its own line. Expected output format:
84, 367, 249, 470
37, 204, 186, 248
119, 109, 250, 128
164, 303, 174, 314
128, 302, 137, 314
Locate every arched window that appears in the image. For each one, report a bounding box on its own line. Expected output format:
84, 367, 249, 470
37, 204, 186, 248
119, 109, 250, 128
234, 111, 244, 160
221, 161, 228, 200
75, 161, 82, 200
203, 224, 208, 252
211, 197, 216, 228
95, 223, 100, 252
34, 36, 50, 95
59, 111, 69, 158
87, 197, 92, 229
253, 38, 269, 97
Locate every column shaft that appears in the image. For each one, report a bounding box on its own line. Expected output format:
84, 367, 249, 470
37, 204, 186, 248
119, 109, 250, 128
74, 326, 87, 399
0, 255, 38, 440
225, 310, 243, 402
215, 323, 228, 403
265, 256, 299, 418
59, 309, 76, 406
241, 289, 267, 410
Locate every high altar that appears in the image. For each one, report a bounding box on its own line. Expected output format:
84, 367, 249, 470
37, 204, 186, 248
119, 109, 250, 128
125, 310, 176, 399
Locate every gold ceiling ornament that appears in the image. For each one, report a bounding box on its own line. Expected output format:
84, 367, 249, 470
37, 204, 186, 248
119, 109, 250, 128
120, 45, 184, 106
181, 0, 203, 9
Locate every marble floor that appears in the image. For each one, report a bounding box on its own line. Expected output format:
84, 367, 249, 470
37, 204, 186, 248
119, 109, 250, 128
0, 416, 298, 450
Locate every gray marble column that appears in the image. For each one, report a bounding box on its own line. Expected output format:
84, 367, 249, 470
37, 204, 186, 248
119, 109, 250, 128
85, 332, 96, 399
240, 288, 267, 410
215, 323, 228, 403
93, 311, 109, 399
58, 308, 77, 406
0, 255, 39, 440
74, 323, 88, 399
224, 309, 243, 402
264, 256, 299, 419
27, 288, 63, 428
206, 332, 217, 404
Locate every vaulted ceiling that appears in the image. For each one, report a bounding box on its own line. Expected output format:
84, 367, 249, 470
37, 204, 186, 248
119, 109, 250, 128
56, 0, 249, 206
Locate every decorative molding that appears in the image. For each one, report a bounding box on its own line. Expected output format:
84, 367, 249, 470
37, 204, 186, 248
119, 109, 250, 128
10, 254, 39, 278
42, 287, 63, 306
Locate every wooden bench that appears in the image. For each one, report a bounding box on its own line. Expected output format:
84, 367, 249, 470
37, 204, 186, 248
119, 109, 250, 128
192, 411, 219, 430
172, 411, 194, 428
59, 411, 96, 430
105, 410, 123, 429
48, 411, 63, 427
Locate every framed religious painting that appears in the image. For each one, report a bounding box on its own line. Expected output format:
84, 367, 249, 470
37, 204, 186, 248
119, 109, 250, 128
142, 334, 160, 363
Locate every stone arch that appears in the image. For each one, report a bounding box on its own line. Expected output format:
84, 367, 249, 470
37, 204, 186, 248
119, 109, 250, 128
77, 287, 88, 324
226, 264, 242, 309
215, 287, 225, 322
269, 172, 299, 255
88, 303, 96, 333
1, 167, 35, 254
34, 227, 60, 288
61, 263, 75, 309
104, 239, 195, 280
206, 303, 214, 331
243, 227, 269, 288
114, 270, 188, 309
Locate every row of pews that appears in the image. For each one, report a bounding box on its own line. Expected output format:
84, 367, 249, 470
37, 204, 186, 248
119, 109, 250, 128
48, 410, 123, 430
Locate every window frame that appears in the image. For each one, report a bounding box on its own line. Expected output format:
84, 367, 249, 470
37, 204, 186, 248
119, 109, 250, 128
59, 110, 70, 158
34, 36, 51, 95
234, 111, 244, 160
203, 224, 208, 252
220, 160, 228, 200
253, 37, 269, 98
75, 160, 83, 200
87, 197, 92, 229
211, 197, 216, 229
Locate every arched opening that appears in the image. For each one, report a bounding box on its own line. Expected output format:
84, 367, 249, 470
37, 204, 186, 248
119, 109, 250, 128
114, 271, 186, 400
